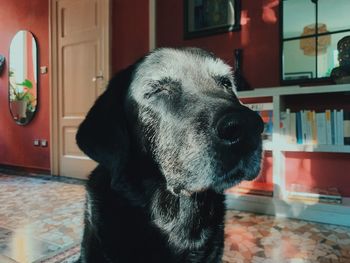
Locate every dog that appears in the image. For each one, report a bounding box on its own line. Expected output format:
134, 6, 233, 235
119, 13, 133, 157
76, 47, 264, 263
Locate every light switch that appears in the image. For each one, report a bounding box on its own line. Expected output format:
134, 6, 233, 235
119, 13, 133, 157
40, 66, 48, 74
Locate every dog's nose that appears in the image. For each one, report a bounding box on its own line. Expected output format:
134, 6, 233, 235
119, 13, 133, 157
216, 114, 243, 144
216, 110, 264, 145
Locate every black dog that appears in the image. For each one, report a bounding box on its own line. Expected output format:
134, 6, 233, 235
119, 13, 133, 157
76, 47, 264, 263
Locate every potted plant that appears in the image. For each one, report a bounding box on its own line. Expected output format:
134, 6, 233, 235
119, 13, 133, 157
9, 70, 35, 120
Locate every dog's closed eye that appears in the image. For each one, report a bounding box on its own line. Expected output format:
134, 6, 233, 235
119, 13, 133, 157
215, 76, 233, 90
144, 78, 182, 99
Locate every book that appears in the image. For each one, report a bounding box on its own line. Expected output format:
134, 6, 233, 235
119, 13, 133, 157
287, 195, 342, 204
316, 112, 327, 145
245, 103, 273, 141
301, 110, 306, 143
280, 111, 288, 141
227, 181, 273, 197
344, 111, 350, 145
280, 108, 348, 146
289, 112, 297, 144
301, 110, 312, 144
325, 110, 332, 145
310, 111, 317, 144
287, 183, 342, 204
259, 110, 273, 141
337, 110, 344, 145
332, 110, 337, 145
244, 102, 273, 111
296, 111, 303, 144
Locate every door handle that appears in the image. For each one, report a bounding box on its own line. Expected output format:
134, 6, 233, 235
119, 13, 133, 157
92, 75, 104, 82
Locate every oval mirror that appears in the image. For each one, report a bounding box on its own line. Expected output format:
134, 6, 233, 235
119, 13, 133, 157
9, 30, 38, 125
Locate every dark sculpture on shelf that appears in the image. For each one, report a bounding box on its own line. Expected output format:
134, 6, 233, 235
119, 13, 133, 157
233, 49, 251, 91
331, 36, 350, 84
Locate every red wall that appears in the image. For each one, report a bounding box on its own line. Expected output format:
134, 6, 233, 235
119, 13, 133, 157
156, 0, 350, 197
0, 0, 150, 171
156, 0, 280, 89
285, 153, 350, 197
0, 0, 50, 171
112, 0, 150, 73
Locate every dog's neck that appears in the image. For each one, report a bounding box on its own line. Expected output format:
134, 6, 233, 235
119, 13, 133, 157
111, 155, 225, 251
150, 187, 225, 251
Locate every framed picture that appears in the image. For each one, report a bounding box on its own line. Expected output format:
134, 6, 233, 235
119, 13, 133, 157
184, 0, 241, 39
284, 72, 314, 81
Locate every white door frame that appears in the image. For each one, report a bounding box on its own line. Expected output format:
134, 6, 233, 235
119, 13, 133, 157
49, 0, 111, 176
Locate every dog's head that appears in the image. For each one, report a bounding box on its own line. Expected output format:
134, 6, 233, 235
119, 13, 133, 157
77, 47, 263, 195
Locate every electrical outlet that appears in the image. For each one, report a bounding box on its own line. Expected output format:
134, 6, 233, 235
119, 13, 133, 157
33, 139, 40, 146
41, 139, 48, 147
40, 66, 48, 74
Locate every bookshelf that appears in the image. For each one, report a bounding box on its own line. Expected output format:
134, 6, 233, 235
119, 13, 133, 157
225, 83, 350, 227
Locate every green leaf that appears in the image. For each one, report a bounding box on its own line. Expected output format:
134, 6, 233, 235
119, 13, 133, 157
16, 79, 33, 89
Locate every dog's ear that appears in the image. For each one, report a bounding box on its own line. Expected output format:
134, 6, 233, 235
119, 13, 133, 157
76, 64, 137, 172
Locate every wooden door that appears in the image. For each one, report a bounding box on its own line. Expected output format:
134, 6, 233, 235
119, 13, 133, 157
51, 0, 110, 178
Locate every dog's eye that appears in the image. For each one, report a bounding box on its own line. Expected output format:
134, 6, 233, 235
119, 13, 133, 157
144, 78, 181, 99
144, 84, 170, 99
216, 76, 233, 89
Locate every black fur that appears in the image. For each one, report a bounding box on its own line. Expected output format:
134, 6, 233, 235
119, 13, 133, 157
76, 48, 264, 263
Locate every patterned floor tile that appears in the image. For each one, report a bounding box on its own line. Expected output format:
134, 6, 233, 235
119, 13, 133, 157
0, 170, 350, 263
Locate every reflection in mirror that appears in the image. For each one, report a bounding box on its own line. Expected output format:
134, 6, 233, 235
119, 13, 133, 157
9, 31, 38, 125
283, 0, 315, 39
281, 0, 350, 83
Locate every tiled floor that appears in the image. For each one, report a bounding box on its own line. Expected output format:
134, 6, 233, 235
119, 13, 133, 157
0, 171, 85, 263
0, 170, 349, 263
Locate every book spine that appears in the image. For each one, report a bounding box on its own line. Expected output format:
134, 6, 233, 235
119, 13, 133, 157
306, 110, 312, 144
331, 110, 336, 145
230, 189, 273, 197
280, 111, 287, 141
296, 111, 303, 144
301, 110, 307, 144
287, 191, 341, 200
259, 109, 273, 141
325, 110, 332, 145
316, 112, 327, 145
338, 110, 344, 145
344, 111, 350, 145
311, 111, 317, 145
245, 103, 273, 111
288, 195, 342, 204
290, 112, 297, 144
286, 108, 291, 143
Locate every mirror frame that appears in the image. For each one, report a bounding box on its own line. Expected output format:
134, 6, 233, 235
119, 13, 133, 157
8, 30, 38, 126
280, 0, 350, 85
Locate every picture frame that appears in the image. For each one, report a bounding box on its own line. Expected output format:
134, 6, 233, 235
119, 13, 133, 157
284, 72, 314, 81
184, 0, 241, 39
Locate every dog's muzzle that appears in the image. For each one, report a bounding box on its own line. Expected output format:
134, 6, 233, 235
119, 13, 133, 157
215, 108, 264, 147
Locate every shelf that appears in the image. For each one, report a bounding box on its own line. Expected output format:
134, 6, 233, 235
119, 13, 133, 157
261, 142, 350, 153
226, 192, 273, 202
262, 140, 273, 151
279, 144, 350, 153
238, 83, 350, 98
225, 194, 350, 227
234, 84, 350, 227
